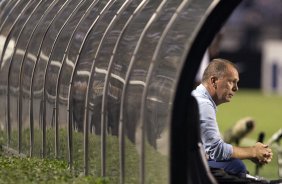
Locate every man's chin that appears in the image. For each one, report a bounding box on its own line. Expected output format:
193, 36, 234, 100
225, 98, 231, 103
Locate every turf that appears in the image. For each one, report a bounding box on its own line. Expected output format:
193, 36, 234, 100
0, 154, 110, 184
216, 89, 282, 179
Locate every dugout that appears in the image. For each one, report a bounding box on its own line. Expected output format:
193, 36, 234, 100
0, 0, 243, 183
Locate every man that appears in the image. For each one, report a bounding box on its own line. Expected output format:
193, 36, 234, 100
192, 58, 273, 176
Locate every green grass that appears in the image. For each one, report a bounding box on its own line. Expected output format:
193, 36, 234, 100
1, 129, 168, 183
217, 89, 282, 179
0, 153, 110, 184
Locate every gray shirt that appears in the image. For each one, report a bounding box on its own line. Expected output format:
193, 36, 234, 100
192, 84, 233, 161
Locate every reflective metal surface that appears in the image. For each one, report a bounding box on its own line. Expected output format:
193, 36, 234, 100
0, 0, 241, 183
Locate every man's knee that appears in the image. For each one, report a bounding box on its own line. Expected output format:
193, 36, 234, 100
208, 158, 247, 175
225, 159, 247, 175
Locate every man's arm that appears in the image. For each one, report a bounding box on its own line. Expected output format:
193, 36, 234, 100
232, 142, 272, 164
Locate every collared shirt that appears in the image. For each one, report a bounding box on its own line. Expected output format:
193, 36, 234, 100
192, 84, 233, 161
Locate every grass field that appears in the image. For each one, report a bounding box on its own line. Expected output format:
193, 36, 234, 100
216, 89, 282, 180
0, 130, 167, 183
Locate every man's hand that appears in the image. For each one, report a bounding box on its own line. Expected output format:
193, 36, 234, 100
251, 142, 273, 165
232, 142, 273, 164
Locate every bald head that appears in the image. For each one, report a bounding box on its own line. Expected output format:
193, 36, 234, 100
202, 58, 238, 83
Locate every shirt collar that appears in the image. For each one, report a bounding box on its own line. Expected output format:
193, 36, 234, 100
197, 84, 217, 111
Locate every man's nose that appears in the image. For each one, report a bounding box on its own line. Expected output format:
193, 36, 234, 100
233, 84, 238, 91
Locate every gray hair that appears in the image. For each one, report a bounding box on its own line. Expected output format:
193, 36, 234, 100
202, 58, 238, 82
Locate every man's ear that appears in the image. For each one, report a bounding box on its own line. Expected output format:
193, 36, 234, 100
210, 76, 218, 88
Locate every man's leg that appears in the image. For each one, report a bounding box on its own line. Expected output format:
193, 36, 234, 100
208, 158, 247, 175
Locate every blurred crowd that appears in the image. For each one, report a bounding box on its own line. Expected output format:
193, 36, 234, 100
221, 0, 282, 53
215, 0, 282, 89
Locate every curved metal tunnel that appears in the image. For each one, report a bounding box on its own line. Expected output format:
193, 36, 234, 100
0, 0, 241, 183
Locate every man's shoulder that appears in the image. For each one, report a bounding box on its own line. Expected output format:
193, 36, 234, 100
192, 88, 208, 101
192, 90, 214, 108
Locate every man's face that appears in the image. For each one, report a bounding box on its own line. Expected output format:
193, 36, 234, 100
215, 65, 239, 105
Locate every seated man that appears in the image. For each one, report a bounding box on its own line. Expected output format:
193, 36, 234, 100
192, 58, 273, 176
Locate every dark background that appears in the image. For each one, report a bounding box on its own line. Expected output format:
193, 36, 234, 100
213, 0, 282, 89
